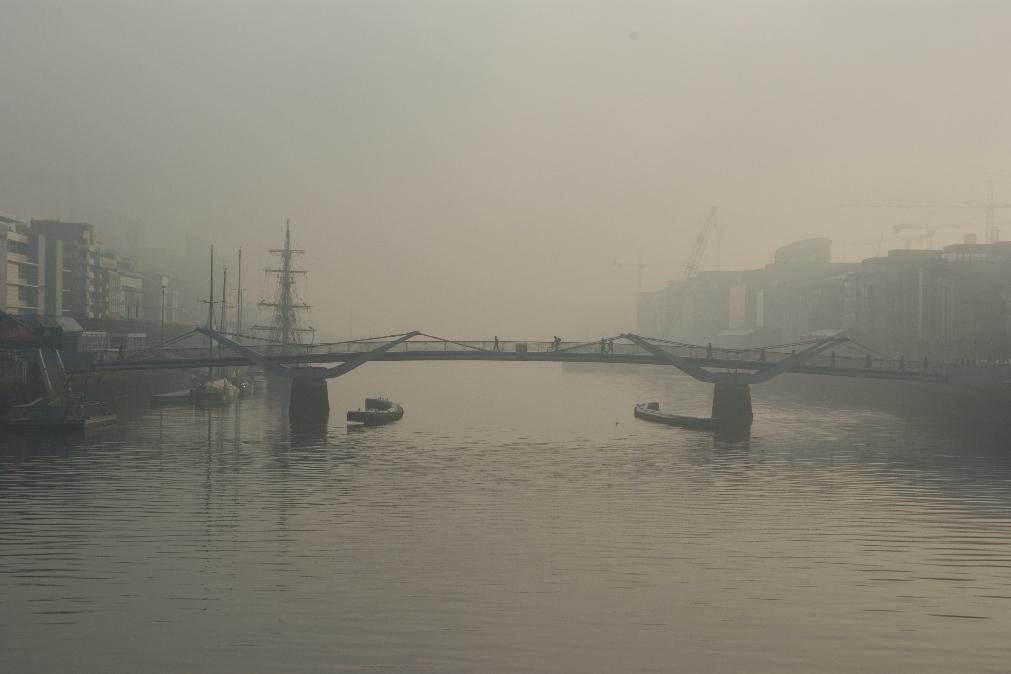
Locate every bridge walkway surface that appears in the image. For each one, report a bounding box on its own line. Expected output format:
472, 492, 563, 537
66, 331, 953, 384
61, 330, 1011, 427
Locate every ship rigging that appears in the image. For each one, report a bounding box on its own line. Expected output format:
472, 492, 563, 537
252, 221, 316, 346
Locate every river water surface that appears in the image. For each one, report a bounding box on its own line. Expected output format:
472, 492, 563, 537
2, 363, 1011, 672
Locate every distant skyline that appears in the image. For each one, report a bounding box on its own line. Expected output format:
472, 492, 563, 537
4, 0, 1011, 337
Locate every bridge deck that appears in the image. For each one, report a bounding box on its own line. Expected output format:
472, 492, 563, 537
67, 338, 950, 383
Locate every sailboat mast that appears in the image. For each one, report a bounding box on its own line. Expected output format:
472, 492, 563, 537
236, 248, 243, 335
208, 246, 215, 331
252, 220, 314, 346
280, 220, 294, 344
220, 267, 228, 334
207, 245, 214, 380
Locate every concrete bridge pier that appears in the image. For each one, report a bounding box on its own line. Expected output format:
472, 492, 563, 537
194, 329, 421, 427
622, 332, 851, 428
712, 381, 753, 426
289, 378, 329, 424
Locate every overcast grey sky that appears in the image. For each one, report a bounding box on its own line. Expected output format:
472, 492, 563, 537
3, 0, 1011, 337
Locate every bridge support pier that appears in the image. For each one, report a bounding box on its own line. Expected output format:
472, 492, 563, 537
289, 378, 329, 424
712, 382, 753, 426
622, 332, 853, 429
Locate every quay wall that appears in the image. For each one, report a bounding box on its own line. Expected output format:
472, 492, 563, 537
70, 369, 194, 411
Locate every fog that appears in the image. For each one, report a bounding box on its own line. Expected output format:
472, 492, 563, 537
3, 0, 1010, 338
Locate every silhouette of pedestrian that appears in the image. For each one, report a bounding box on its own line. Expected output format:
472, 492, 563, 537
706, 342, 713, 358
553, 336, 561, 352
492, 336, 500, 352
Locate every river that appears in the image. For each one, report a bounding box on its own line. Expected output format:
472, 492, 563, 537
2, 363, 1010, 672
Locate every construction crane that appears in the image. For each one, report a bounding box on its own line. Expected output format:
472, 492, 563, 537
890, 225, 936, 249
684, 207, 719, 279
850, 222, 964, 255
844, 180, 1011, 243
889, 224, 966, 250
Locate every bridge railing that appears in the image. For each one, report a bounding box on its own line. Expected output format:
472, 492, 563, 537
309, 339, 947, 376
82, 344, 278, 367
93, 336, 950, 378
634, 340, 949, 377
308, 339, 605, 355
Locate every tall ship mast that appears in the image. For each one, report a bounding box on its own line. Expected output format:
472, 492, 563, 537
253, 221, 316, 346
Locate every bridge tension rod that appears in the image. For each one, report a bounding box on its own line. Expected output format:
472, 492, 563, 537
195, 328, 421, 380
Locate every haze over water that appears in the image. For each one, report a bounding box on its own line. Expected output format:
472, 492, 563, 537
6, 1, 1011, 337
2, 365, 1010, 673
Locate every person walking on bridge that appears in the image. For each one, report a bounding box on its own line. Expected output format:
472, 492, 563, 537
492, 336, 500, 352
553, 336, 561, 352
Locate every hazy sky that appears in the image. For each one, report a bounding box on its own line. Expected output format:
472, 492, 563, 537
3, 0, 1011, 337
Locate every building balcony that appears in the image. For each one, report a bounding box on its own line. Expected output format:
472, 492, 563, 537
10, 302, 39, 312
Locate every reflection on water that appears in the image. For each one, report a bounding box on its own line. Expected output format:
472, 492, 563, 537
2, 363, 1011, 673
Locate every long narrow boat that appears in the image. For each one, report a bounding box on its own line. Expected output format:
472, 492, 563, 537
634, 402, 720, 431
347, 397, 404, 426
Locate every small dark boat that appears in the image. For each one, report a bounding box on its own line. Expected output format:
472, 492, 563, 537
364, 397, 392, 410
6, 397, 116, 431
634, 402, 720, 431
347, 397, 403, 426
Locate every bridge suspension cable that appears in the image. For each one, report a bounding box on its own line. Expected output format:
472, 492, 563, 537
416, 333, 489, 352
556, 335, 625, 354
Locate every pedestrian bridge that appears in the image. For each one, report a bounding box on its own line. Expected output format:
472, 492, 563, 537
71, 330, 948, 383
64, 329, 979, 426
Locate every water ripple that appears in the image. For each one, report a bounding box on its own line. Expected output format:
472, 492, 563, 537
1, 365, 1011, 672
